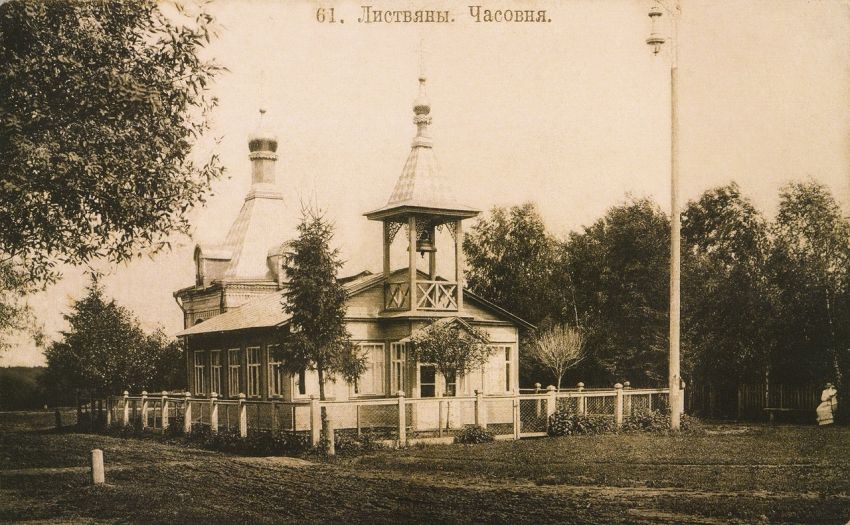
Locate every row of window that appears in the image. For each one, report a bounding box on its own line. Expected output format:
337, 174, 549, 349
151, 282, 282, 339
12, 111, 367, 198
193, 345, 295, 398
193, 343, 514, 398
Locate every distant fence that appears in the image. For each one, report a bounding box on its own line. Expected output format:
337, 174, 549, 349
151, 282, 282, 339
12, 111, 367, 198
687, 383, 820, 421
79, 383, 672, 447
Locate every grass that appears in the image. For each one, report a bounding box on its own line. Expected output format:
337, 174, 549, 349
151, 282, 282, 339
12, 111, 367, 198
1, 412, 849, 524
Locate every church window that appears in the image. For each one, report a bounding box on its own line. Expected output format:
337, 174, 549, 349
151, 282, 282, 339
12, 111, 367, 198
227, 348, 241, 397
209, 350, 222, 395
246, 346, 261, 397
390, 343, 406, 394
267, 344, 284, 397
193, 351, 206, 395
354, 343, 385, 396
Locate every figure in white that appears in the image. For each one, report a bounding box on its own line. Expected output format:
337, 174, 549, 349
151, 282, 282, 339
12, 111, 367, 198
816, 382, 838, 426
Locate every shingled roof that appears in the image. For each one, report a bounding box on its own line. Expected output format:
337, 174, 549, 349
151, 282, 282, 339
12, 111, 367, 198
365, 77, 478, 220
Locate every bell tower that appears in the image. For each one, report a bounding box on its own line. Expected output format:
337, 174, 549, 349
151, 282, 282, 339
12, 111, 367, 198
365, 76, 479, 313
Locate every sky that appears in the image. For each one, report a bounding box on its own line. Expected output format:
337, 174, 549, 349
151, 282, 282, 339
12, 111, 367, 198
4, 0, 849, 366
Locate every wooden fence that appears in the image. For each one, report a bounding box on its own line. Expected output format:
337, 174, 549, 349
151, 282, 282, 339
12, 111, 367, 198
80, 383, 672, 447
686, 383, 820, 421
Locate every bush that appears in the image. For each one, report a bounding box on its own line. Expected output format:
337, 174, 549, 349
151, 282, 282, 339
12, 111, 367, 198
547, 410, 617, 436
333, 429, 385, 455
622, 409, 670, 432
455, 425, 496, 444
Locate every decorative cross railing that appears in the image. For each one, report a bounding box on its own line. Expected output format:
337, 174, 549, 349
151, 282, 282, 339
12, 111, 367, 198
384, 281, 410, 310
416, 280, 457, 310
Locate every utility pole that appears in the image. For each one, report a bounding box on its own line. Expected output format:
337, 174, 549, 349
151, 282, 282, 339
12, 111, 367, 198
647, 0, 682, 430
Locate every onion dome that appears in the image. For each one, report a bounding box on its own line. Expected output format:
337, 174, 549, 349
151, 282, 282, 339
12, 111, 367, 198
248, 108, 278, 153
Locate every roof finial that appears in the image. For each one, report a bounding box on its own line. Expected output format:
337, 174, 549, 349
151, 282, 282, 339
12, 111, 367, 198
412, 38, 432, 145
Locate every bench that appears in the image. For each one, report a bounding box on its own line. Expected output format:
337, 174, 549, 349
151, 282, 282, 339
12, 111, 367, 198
763, 407, 809, 423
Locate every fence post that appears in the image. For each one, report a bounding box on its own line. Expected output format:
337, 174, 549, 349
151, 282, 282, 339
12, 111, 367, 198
326, 417, 336, 456
438, 400, 444, 438
614, 383, 624, 428
680, 381, 686, 416
122, 391, 130, 426
356, 404, 362, 437
183, 392, 193, 434
474, 389, 484, 427
546, 385, 557, 417
535, 382, 542, 417
105, 397, 112, 426
160, 391, 169, 430
397, 390, 406, 447
309, 395, 321, 448
209, 393, 218, 433
55, 409, 63, 430
623, 381, 631, 417
140, 391, 149, 429
238, 393, 248, 438
512, 395, 521, 440
577, 382, 586, 415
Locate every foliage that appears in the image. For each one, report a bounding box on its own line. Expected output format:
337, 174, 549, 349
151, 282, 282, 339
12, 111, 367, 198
40, 278, 185, 397
546, 409, 617, 436
0, 366, 44, 409
681, 183, 775, 389
278, 209, 367, 400
455, 424, 495, 444
0, 0, 223, 350
333, 429, 386, 455
621, 409, 671, 433
464, 202, 561, 326
768, 181, 850, 422
529, 323, 586, 390
560, 197, 670, 385
407, 320, 492, 390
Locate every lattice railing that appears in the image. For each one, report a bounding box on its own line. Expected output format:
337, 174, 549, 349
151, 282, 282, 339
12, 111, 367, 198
416, 280, 458, 310
384, 281, 410, 310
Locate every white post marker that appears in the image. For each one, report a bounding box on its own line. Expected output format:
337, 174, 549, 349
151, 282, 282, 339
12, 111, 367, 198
122, 391, 130, 426
90, 449, 105, 485
161, 391, 169, 430
397, 390, 406, 447
238, 393, 248, 438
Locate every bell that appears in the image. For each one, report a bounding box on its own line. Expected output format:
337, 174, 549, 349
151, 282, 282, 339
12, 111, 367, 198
416, 238, 436, 253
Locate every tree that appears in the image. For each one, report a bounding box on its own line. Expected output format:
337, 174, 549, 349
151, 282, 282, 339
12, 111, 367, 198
0, 1, 223, 348
278, 210, 367, 401
408, 319, 492, 428
769, 181, 850, 421
529, 324, 586, 390
40, 278, 185, 398
408, 320, 493, 392
681, 183, 775, 393
464, 202, 561, 326
560, 197, 670, 385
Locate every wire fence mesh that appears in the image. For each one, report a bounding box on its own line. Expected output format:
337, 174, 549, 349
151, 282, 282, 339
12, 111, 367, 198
518, 397, 548, 434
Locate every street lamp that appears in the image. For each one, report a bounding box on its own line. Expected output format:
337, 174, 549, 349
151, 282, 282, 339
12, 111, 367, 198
646, 0, 682, 431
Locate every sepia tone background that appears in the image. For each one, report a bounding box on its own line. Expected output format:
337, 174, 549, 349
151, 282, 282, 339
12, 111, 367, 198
5, 0, 848, 366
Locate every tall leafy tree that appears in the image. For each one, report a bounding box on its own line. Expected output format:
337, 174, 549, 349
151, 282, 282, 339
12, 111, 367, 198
561, 197, 670, 385
0, 1, 223, 349
278, 210, 366, 401
681, 183, 774, 391
464, 202, 561, 326
768, 181, 850, 407
40, 278, 185, 398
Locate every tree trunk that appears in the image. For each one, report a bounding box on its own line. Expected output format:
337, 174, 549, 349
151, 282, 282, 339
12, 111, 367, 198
317, 367, 326, 401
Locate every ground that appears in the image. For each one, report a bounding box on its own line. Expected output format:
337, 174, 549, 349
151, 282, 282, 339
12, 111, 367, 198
1, 411, 849, 524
